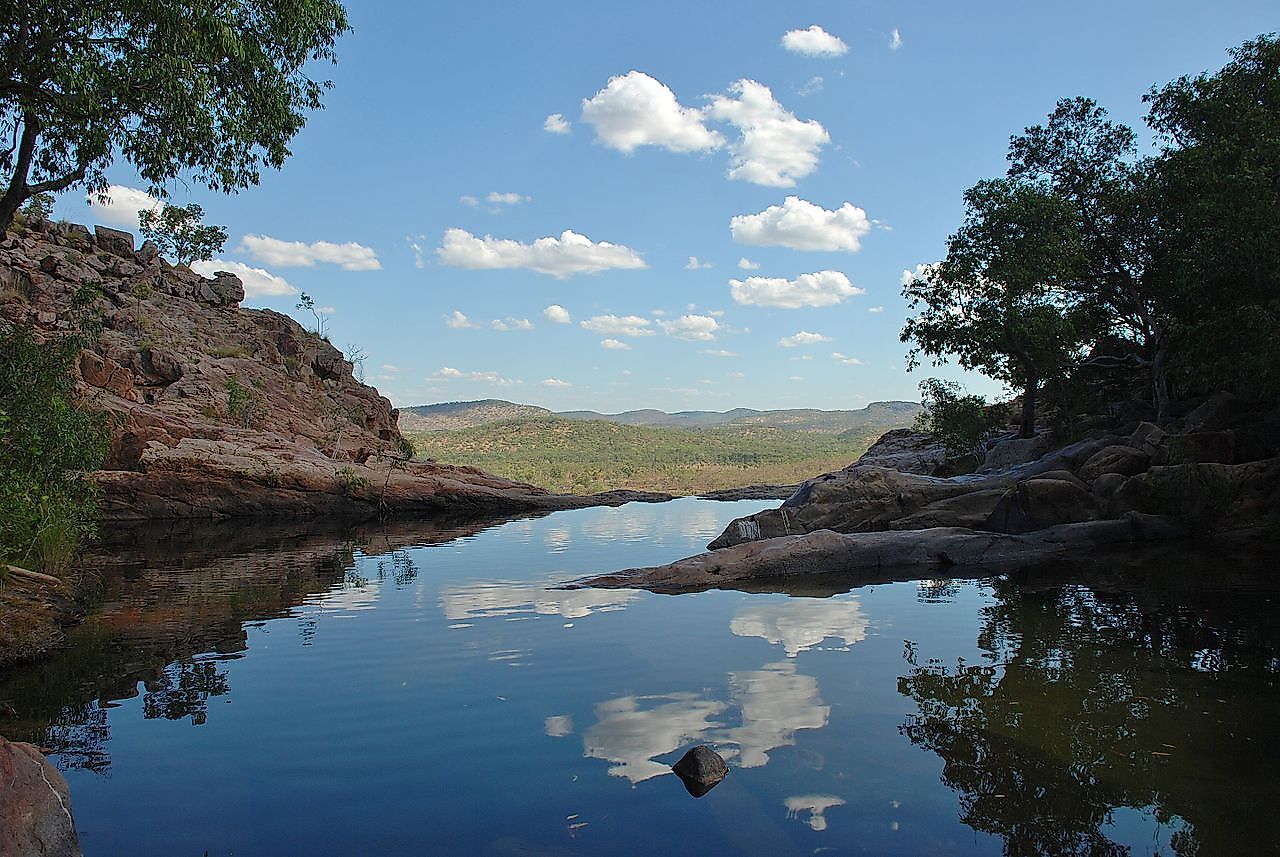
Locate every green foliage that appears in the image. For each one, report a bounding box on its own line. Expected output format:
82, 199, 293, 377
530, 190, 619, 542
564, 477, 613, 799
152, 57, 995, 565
406, 416, 891, 495
0, 324, 108, 574
0, 1, 351, 229
138, 203, 227, 265
225, 377, 262, 428
335, 467, 371, 495
913, 379, 998, 461
296, 291, 329, 338
394, 435, 416, 460
19, 193, 54, 223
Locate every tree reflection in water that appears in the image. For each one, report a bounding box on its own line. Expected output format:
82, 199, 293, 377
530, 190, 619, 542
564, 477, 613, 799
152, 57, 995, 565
898, 564, 1280, 856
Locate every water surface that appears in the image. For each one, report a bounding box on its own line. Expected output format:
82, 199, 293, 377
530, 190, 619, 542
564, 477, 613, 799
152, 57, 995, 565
1, 499, 1276, 855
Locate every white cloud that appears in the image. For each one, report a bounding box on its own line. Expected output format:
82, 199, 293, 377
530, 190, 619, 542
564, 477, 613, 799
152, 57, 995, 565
659, 314, 719, 341
730, 270, 864, 308
381, 364, 401, 372
240, 235, 381, 271
581, 70, 724, 154
445, 310, 481, 329
704, 349, 738, 357
581, 314, 655, 337
737, 257, 761, 270
317, 306, 335, 315
544, 113, 571, 134
487, 191, 528, 206
541, 378, 572, 388
798, 76, 824, 96
831, 352, 864, 365
685, 256, 713, 270
87, 185, 162, 230
706, 81, 829, 187
731, 196, 871, 252
190, 259, 296, 297
868, 305, 885, 313
781, 25, 849, 58
901, 262, 938, 286
789, 375, 805, 382
600, 338, 632, 350
460, 194, 480, 208
437, 228, 647, 278
543, 304, 572, 324
778, 331, 832, 347
492, 317, 534, 331
432, 367, 519, 386
889, 28, 903, 51
408, 235, 428, 269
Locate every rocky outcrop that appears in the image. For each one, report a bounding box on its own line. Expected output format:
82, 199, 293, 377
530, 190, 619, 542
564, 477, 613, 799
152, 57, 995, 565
0, 738, 81, 857
0, 220, 667, 520
852, 428, 949, 475
581, 395, 1279, 593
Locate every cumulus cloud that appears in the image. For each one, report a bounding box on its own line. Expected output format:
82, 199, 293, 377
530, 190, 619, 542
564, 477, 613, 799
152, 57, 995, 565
543, 304, 572, 324
581, 70, 723, 154
190, 259, 296, 297
432, 367, 519, 386
778, 331, 832, 347
491, 317, 534, 331
581, 314, 655, 337
488, 191, 528, 206
544, 113, 571, 134
437, 228, 646, 278
901, 262, 938, 286
868, 305, 885, 313
731, 196, 871, 252
831, 352, 864, 365
460, 194, 480, 208
706, 81, 829, 187
737, 257, 761, 270
445, 310, 481, 329
730, 270, 864, 308
87, 184, 162, 230
659, 314, 719, 341
600, 338, 632, 350
541, 378, 572, 388
889, 28, 903, 50
781, 25, 849, 57
685, 256, 713, 270
240, 235, 381, 271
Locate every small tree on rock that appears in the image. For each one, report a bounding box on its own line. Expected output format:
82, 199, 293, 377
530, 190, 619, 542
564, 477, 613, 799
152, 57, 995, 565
138, 203, 227, 266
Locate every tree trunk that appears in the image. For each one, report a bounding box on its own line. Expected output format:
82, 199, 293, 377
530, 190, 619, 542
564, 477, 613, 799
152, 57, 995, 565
1020, 373, 1039, 439
1151, 332, 1171, 422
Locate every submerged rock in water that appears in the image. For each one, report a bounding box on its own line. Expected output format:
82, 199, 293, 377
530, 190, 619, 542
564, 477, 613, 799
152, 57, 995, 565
0, 737, 82, 857
672, 745, 729, 797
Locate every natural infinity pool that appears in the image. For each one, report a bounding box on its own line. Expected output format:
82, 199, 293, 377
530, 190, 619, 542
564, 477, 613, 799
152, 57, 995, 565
1, 498, 1276, 855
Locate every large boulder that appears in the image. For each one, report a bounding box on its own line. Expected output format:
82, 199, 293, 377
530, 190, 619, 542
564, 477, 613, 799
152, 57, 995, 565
985, 478, 1100, 534
1077, 445, 1150, 483
888, 489, 1007, 530
93, 225, 134, 257
982, 434, 1050, 470
671, 746, 728, 797
1108, 459, 1280, 531
0, 738, 82, 857
853, 429, 949, 476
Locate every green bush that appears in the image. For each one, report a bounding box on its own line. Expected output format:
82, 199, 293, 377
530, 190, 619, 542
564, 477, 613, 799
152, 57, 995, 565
225, 377, 263, 428
914, 378, 999, 461
0, 324, 108, 575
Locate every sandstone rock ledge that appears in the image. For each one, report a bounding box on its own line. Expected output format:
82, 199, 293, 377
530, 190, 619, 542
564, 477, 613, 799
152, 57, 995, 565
574, 394, 1280, 594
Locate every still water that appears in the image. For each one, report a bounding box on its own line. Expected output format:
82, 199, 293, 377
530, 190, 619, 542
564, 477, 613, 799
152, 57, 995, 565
2, 498, 1277, 855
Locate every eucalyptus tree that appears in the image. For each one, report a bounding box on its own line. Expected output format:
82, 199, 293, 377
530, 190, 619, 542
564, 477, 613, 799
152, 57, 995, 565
0, 1, 350, 230
902, 178, 1093, 438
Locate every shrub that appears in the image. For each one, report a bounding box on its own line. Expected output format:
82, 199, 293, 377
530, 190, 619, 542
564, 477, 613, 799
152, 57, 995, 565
225, 377, 263, 428
914, 378, 999, 461
0, 324, 109, 575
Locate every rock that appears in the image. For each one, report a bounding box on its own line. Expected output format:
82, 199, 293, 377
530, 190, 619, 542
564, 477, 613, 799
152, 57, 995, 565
699, 485, 798, 501
1091, 472, 1128, 503
1108, 459, 1280, 531
853, 428, 950, 476
576, 517, 1184, 595
205, 271, 244, 307
136, 239, 159, 264
0, 737, 82, 857
1077, 445, 1150, 483
50, 222, 93, 252
888, 489, 1007, 530
985, 478, 1099, 534
1167, 431, 1236, 465
135, 347, 183, 383
93, 225, 135, 257
1127, 422, 1168, 464
671, 746, 728, 797
1181, 392, 1254, 434
982, 434, 1050, 470
1027, 469, 1088, 490
78, 351, 135, 400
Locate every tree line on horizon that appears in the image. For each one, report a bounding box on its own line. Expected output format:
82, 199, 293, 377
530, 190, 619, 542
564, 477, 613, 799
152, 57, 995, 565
902, 34, 1280, 438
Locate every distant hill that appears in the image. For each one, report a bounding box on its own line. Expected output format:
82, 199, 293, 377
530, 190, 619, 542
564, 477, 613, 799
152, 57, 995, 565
398, 399, 552, 432
402, 398, 921, 434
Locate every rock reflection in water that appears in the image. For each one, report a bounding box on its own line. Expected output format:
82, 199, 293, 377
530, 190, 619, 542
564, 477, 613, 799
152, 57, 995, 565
582, 660, 829, 782
730, 596, 868, 657
898, 557, 1280, 856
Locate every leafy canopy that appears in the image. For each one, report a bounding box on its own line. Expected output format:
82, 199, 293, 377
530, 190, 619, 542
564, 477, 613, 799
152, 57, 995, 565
138, 202, 227, 266
0, 1, 350, 228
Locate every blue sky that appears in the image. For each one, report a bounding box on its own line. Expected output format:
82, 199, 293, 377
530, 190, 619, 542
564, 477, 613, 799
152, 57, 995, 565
58, 1, 1275, 412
